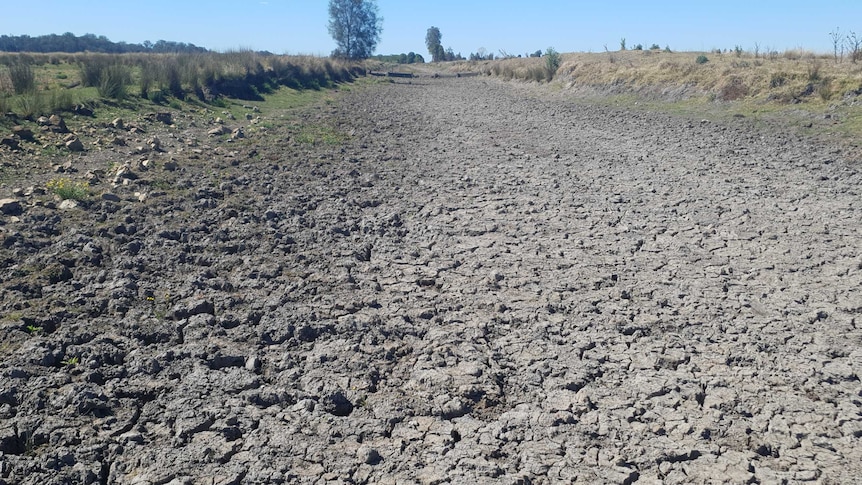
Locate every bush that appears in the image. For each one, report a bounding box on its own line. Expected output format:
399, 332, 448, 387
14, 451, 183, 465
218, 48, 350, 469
696, 55, 709, 65
544, 47, 561, 81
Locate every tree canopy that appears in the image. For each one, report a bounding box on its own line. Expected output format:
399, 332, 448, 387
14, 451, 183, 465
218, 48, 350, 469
328, 0, 383, 60
425, 27, 444, 63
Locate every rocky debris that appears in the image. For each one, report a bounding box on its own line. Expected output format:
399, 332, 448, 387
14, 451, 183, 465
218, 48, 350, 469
148, 135, 162, 151
39, 114, 69, 133
142, 112, 174, 125
0, 77, 860, 484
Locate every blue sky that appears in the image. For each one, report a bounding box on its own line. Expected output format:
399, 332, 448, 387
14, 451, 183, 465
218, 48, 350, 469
3, 1, 860, 56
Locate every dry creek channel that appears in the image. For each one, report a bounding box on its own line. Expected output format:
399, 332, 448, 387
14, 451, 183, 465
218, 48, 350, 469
0, 76, 861, 484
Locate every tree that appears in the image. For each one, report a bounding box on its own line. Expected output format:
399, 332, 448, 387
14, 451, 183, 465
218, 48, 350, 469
426, 26, 444, 62
328, 0, 383, 60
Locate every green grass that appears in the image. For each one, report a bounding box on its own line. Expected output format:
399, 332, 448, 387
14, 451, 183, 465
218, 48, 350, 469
290, 123, 345, 145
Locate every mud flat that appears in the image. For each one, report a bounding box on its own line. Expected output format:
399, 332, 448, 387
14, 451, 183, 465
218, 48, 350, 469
1, 76, 860, 484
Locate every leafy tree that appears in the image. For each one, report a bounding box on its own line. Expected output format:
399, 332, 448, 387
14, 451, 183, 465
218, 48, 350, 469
328, 0, 383, 60
426, 26, 444, 62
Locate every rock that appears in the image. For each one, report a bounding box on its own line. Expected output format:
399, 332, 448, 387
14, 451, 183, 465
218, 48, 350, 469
245, 355, 261, 372
155, 112, 173, 124
111, 118, 125, 130
163, 160, 179, 171
59, 199, 80, 210
72, 104, 94, 116
148, 136, 162, 151
208, 126, 230, 136
0, 199, 22, 215
101, 193, 121, 203
320, 390, 354, 416
231, 128, 245, 140
12, 125, 34, 140
357, 446, 382, 465
65, 136, 85, 152
113, 165, 137, 184
440, 398, 470, 419
171, 298, 215, 320
0, 425, 23, 454
47, 114, 69, 133
0, 136, 19, 150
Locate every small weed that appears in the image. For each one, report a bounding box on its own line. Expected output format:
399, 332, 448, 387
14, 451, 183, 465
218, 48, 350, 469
147, 292, 172, 320
61, 356, 79, 367
46, 177, 90, 201
696, 55, 710, 65
25, 324, 43, 335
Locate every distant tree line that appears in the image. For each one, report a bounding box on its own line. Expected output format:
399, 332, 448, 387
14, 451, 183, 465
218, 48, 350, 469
0, 33, 209, 54
372, 52, 425, 64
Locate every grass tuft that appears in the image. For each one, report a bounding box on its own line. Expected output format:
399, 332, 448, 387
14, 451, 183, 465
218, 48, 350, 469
46, 178, 90, 201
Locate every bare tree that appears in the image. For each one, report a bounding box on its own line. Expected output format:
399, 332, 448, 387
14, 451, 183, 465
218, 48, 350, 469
847, 31, 862, 63
830, 28, 842, 63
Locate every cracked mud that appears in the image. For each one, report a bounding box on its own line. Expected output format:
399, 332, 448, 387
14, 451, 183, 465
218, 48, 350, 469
1, 76, 861, 484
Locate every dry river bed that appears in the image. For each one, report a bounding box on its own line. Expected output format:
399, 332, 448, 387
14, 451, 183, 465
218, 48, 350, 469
0, 76, 861, 484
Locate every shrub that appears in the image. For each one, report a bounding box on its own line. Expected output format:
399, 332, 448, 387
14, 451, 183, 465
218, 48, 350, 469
770, 72, 787, 88
650, 44, 661, 50
544, 47, 561, 81
696, 55, 709, 64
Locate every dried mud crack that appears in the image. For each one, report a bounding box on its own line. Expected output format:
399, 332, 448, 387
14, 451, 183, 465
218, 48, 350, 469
1, 77, 861, 484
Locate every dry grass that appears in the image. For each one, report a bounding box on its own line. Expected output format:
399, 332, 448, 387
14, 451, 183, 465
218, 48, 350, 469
453, 49, 862, 104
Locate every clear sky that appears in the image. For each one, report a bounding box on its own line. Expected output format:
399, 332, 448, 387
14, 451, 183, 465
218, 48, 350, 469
3, 1, 860, 56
